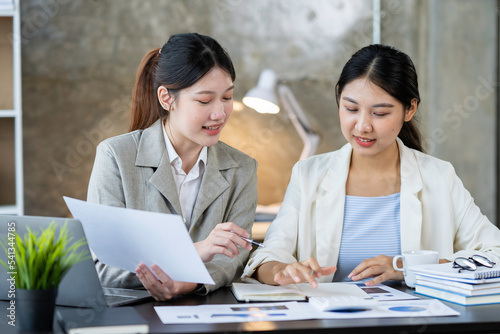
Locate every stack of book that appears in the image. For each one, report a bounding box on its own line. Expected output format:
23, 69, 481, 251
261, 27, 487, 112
412, 262, 500, 306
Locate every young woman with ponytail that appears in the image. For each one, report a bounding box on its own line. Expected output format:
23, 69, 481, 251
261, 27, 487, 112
87, 33, 257, 301
243, 44, 500, 287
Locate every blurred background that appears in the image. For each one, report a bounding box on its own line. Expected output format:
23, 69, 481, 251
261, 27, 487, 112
0, 0, 498, 227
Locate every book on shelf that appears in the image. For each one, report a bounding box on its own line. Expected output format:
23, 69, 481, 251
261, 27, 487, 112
231, 282, 370, 302
415, 284, 500, 306
415, 275, 500, 296
411, 262, 500, 284
56, 306, 149, 334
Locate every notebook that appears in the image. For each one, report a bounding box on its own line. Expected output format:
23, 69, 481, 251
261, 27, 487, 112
231, 282, 370, 302
411, 262, 500, 283
0, 215, 152, 308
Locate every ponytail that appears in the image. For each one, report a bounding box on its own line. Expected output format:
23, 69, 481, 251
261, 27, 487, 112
129, 48, 165, 132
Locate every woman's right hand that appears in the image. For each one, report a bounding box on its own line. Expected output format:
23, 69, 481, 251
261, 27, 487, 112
273, 257, 336, 288
194, 222, 252, 263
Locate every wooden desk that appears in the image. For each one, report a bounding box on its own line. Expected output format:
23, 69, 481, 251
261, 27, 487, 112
101, 283, 500, 334
131, 282, 500, 333
3, 282, 500, 334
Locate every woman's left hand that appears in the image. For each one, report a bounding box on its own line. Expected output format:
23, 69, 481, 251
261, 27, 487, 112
348, 255, 404, 286
135, 263, 198, 301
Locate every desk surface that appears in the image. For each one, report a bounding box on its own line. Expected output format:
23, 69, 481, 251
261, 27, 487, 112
133, 282, 500, 334
3, 282, 500, 334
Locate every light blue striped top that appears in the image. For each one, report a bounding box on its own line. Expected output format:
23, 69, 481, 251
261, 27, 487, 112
333, 193, 401, 282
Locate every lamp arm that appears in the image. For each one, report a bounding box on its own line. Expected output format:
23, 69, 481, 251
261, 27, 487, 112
277, 85, 320, 160
277, 85, 314, 133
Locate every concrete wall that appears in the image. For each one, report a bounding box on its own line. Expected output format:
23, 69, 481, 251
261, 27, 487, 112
381, 0, 498, 224
18, 0, 498, 225
425, 0, 497, 225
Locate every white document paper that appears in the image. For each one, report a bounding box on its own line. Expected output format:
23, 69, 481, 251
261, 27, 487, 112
63, 196, 215, 285
154, 302, 311, 324
349, 282, 420, 301
303, 299, 459, 319
154, 299, 458, 324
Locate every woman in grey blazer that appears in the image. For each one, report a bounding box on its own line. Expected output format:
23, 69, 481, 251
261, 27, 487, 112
87, 33, 257, 301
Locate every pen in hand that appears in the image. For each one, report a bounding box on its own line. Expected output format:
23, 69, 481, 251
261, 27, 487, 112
231, 231, 265, 248
239, 235, 265, 248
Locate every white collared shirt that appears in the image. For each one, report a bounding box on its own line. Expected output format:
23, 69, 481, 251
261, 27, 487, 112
163, 125, 207, 228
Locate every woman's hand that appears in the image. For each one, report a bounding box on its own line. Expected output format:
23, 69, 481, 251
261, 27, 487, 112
273, 257, 336, 288
349, 255, 404, 286
135, 263, 197, 301
194, 222, 252, 263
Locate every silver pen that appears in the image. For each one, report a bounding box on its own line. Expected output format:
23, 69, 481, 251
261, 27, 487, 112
231, 231, 265, 248
239, 235, 265, 248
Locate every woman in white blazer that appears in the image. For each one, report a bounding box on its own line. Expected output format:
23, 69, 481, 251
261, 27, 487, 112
243, 44, 500, 288
87, 33, 257, 301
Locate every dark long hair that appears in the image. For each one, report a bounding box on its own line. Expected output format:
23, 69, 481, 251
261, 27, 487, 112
129, 33, 236, 131
335, 44, 423, 152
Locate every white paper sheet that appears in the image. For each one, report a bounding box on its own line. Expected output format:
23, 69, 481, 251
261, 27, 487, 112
64, 196, 215, 285
304, 299, 459, 319
154, 302, 311, 324
154, 299, 458, 324
349, 282, 420, 301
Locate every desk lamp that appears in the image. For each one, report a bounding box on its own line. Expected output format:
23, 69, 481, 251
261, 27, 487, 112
243, 69, 320, 160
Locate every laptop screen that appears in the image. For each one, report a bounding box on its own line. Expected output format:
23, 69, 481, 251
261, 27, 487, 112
0, 215, 107, 308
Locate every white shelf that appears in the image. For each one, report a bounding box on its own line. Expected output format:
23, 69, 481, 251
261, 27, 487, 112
0, 205, 18, 215
0, 1, 14, 16
0, 10, 14, 17
0, 110, 16, 117
0, 0, 22, 215
0, 0, 15, 14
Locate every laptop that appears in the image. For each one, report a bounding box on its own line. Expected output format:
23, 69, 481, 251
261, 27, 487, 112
0, 215, 152, 308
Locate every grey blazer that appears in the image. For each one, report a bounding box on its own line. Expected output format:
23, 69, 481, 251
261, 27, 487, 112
87, 119, 258, 293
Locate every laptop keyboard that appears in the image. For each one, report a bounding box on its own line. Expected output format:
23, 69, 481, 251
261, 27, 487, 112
104, 293, 139, 305
102, 287, 152, 307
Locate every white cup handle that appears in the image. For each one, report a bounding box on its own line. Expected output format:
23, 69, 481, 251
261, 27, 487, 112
393, 255, 404, 272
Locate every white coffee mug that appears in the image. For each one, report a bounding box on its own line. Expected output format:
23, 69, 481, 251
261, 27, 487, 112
393, 250, 439, 288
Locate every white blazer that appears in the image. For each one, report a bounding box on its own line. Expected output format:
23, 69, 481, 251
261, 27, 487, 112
243, 139, 500, 282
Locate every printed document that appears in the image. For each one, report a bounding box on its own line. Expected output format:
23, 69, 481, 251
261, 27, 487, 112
154, 299, 458, 324
64, 197, 215, 285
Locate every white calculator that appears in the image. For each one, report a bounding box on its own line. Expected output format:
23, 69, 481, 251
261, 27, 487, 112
308, 295, 378, 312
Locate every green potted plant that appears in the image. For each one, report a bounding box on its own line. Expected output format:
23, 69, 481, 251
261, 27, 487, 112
0, 222, 89, 332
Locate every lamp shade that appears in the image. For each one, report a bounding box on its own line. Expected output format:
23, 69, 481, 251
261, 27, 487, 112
243, 69, 280, 114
